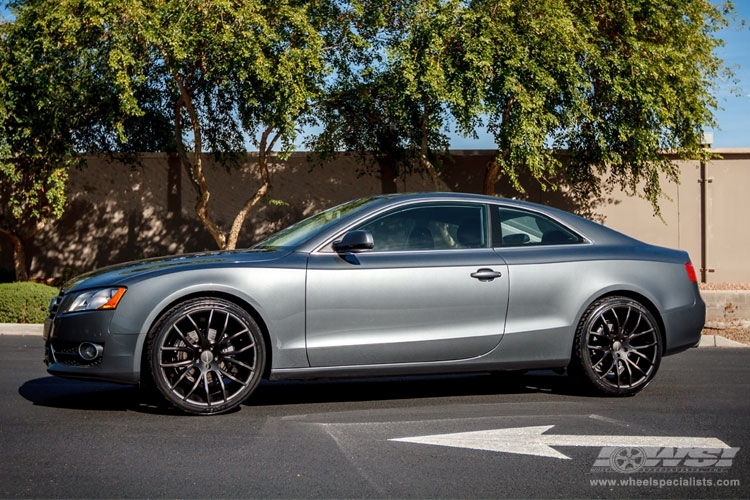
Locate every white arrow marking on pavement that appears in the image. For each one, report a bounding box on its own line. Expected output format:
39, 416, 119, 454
389, 425, 731, 460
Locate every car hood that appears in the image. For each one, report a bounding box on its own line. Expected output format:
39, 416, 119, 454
62, 249, 291, 293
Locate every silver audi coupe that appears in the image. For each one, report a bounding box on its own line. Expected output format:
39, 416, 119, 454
43, 192, 705, 414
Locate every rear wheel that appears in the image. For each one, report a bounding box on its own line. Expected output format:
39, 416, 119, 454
147, 297, 265, 415
572, 296, 662, 396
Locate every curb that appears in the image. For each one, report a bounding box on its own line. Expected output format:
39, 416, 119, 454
0, 323, 44, 336
698, 335, 749, 348
2, 323, 747, 349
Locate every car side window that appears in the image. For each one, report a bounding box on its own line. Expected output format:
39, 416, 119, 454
493, 206, 582, 247
356, 204, 487, 252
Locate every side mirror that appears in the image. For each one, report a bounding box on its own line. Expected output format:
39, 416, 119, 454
332, 230, 374, 253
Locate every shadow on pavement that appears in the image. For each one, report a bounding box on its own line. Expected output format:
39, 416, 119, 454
18, 370, 592, 414
17, 376, 183, 415
248, 370, 591, 407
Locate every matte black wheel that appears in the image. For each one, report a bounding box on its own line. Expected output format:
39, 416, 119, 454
573, 297, 662, 396
147, 298, 265, 415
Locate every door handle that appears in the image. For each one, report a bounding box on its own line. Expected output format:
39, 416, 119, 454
471, 268, 502, 282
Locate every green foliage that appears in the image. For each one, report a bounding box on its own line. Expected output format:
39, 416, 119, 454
0, 0, 172, 280
266, 198, 290, 208
0, 282, 57, 323
105, 0, 330, 153
1, 0, 336, 256
559, 0, 731, 213
309, 0, 733, 211
0, 0, 737, 268
462, 0, 590, 188
307, 0, 455, 185
459, 0, 733, 210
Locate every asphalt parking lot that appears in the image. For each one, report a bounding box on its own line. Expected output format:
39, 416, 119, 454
1, 332, 748, 499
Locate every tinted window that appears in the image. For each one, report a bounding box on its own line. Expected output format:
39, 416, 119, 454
493, 206, 582, 247
356, 204, 487, 252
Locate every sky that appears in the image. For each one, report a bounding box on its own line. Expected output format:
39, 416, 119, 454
1, 2, 748, 149
706, 1, 750, 148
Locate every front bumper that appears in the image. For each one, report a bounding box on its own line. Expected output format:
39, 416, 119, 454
44, 309, 141, 384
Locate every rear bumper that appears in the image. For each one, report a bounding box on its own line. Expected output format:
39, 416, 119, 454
662, 293, 706, 355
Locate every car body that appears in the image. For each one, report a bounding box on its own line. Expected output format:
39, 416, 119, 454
43, 192, 705, 414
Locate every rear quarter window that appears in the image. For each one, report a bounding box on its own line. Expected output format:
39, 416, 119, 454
493, 206, 583, 247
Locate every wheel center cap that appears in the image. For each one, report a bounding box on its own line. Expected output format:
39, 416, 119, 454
612, 341, 622, 351
200, 350, 214, 364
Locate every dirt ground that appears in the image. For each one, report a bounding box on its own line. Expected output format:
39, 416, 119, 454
699, 282, 750, 345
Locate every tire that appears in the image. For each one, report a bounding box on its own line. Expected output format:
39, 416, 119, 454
572, 296, 662, 396
146, 297, 266, 415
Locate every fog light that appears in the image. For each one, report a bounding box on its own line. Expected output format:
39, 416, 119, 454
78, 342, 103, 361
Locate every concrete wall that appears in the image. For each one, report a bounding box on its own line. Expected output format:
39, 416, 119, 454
3, 149, 749, 283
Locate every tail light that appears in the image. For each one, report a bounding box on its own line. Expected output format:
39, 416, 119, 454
685, 262, 698, 283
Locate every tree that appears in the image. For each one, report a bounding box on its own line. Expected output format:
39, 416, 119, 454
0, 0, 735, 283
307, 0, 459, 193
562, 0, 733, 212
3, 0, 339, 258
97, 0, 335, 250
454, 0, 587, 196
0, 1, 124, 281
462, 0, 733, 211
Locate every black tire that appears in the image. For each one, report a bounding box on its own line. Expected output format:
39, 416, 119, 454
572, 296, 662, 396
146, 297, 266, 415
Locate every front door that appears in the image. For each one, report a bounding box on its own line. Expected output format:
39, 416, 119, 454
305, 203, 509, 367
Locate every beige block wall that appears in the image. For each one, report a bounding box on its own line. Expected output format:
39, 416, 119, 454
703, 151, 750, 282
595, 161, 703, 269
597, 150, 750, 283
5, 149, 749, 283
26, 153, 443, 280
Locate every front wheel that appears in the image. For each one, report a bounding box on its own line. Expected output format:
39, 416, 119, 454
146, 297, 266, 415
572, 296, 662, 396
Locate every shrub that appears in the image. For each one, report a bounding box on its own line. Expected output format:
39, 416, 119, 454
0, 282, 59, 323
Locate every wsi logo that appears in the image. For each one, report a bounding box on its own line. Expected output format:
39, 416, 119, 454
591, 446, 740, 473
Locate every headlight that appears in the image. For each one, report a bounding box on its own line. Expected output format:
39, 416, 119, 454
61, 287, 127, 314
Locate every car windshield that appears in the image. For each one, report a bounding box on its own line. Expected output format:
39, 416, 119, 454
254, 196, 381, 250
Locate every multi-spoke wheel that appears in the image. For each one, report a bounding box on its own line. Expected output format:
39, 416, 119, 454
572, 296, 662, 396
146, 298, 266, 414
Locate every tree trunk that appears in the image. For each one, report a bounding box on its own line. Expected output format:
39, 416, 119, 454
0, 224, 39, 281
171, 67, 280, 251
173, 71, 231, 249
484, 103, 513, 196
419, 105, 441, 191
420, 155, 441, 191
2, 231, 30, 282
483, 157, 501, 196
224, 126, 275, 250
378, 157, 398, 194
